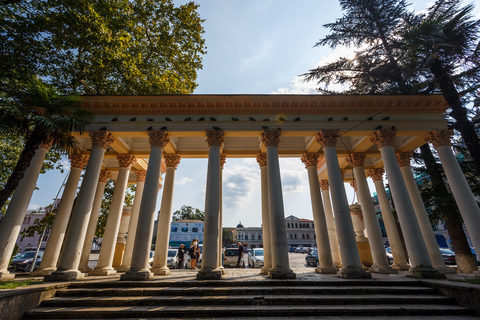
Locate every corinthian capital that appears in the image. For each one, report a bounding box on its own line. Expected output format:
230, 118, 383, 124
319, 180, 329, 191
98, 170, 112, 183
117, 154, 137, 169
316, 130, 339, 148
90, 130, 115, 149
345, 153, 366, 168
256, 153, 267, 168
148, 130, 169, 148
301, 153, 319, 168
164, 153, 181, 168
368, 168, 384, 182
396, 152, 412, 167
424, 129, 453, 149
220, 153, 227, 169
261, 129, 281, 148
350, 179, 358, 192
135, 170, 146, 183
69, 154, 89, 169
370, 129, 396, 149
206, 129, 225, 147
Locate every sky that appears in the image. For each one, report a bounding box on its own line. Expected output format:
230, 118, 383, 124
27, 0, 480, 228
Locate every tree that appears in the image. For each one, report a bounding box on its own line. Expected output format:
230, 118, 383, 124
172, 205, 205, 222
0, 0, 206, 95
0, 77, 93, 210
303, 0, 478, 272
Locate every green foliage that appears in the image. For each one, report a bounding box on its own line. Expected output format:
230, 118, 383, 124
0, 279, 43, 289
20, 210, 56, 240
172, 205, 205, 222
95, 181, 136, 238
0, 0, 206, 95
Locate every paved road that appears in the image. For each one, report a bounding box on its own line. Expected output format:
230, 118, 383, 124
242, 251, 314, 269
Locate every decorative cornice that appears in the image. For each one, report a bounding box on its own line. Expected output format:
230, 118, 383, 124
320, 180, 329, 191
148, 130, 169, 148
345, 153, 366, 168
98, 170, 112, 183
69, 154, 89, 169
164, 153, 181, 168
261, 129, 281, 148
220, 153, 227, 169
316, 130, 339, 148
206, 129, 225, 147
90, 130, 115, 149
135, 170, 146, 183
350, 179, 358, 192
370, 129, 396, 149
301, 153, 319, 168
396, 152, 412, 167
368, 168, 384, 182
80, 95, 449, 115
117, 154, 137, 169
256, 153, 267, 168
424, 129, 453, 148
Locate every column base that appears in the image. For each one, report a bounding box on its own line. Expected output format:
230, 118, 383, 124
261, 267, 271, 275
406, 266, 446, 279
44, 270, 85, 282
152, 266, 171, 276
369, 265, 398, 274
89, 266, 117, 276
337, 266, 372, 279
120, 269, 153, 281
392, 263, 411, 271
78, 265, 93, 273
117, 265, 130, 272
218, 266, 225, 275
433, 265, 456, 274
315, 266, 338, 274
196, 267, 222, 280
0, 271, 15, 281
268, 267, 296, 279
333, 262, 342, 268
32, 267, 56, 276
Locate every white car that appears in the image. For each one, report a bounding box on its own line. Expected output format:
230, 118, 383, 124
247, 248, 264, 268
167, 249, 178, 268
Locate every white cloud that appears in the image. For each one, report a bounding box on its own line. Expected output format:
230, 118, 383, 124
177, 177, 194, 185
58, 158, 70, 171
28, 204, 41, 211
222, 158, 260, 210
279, 158, 308, 194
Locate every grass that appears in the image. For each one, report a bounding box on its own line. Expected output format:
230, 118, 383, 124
0, 279, 43, 289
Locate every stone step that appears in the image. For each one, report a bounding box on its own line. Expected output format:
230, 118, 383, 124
55, 285, 437, 297
40, 294, 454, 307
23, 304, 474, 319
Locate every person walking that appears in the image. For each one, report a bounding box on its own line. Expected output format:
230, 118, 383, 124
189, 240, 198, 270
177, 244, 185, 269
236, 242, 244, 268
222, 245, 226, 267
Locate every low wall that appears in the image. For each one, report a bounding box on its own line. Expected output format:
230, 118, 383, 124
0, 283, 69, 320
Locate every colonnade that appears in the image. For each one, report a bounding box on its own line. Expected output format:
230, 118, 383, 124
1, 127, 479, 281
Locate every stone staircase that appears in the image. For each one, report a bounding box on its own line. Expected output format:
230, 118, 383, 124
23, 279, 476, 319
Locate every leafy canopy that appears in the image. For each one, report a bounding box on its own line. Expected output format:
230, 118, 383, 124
172, 205, 204, 222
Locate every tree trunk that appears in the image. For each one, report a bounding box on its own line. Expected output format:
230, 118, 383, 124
420, 143, 478, 273
429, 58, 480, 174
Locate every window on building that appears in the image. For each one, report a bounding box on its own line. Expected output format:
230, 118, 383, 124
306, 234, 309, 239
290, 234, 293, 239
192, 227, 198, 232
302, 234, 305, 239
295, 223, 298, 228
181, 227, 188, 232
258, 235, 261, 240
294, 234, 297, 239
171, 227, 178, 232
287, 223, 290, 228
245, 235, 248, 240
42, 235, 48, 242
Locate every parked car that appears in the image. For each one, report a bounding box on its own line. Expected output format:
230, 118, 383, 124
300, 247, 310, 254
247, 248, 264, 268
289, 247, 295, 252
305, 249, 319, 267
294, 247, 302, 253
385, 247, 394, 264
9, 251, 44, 272
470, 247, 479, 265
224, 248, 244, 267
166, 249, 178, 268
148, 251, 155, 266
439, 248, 456, 265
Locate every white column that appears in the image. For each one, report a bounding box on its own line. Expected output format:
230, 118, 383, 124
302, 153, 336, 273
90, 154, 136, 276
257, 154, 273, 275
152, 154, 180, 275
34, 154, 88, 276
370, 130, 441, 278
262, 129, 296, 279
45, 131, 115, 281
197, 130, 223, 280
78, 170, 111, 273
368, 169, 410, 270
317, 130, 369, 279
118, 170, 146, 272
397, 152, 455, 274
0, 141, 52, 280
426, 130, 480, 270
218, 154, 226, 273
319, 180, 342, 268
347, 154, 396, 274
121, 130, 169, 281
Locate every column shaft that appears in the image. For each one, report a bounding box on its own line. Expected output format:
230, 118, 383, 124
320, 186, 342, 267
260, 165, 273, 274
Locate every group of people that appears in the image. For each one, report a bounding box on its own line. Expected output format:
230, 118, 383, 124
176, 239, 201, 270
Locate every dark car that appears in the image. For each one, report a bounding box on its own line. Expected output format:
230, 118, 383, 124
439, 248, 456, 265
289, 247, 295, 252
305, 249, 319, 267
9, 251, 43, 272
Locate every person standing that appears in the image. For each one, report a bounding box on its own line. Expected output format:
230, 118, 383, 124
222, 245, 226, 267
177, 244, 185, 269
236, 242, 244, 267
189, 240, 197, 270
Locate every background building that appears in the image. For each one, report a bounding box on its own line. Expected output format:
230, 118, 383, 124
285, 215, 316, 249
168, 220, 204, 248
232, 223, 262, 249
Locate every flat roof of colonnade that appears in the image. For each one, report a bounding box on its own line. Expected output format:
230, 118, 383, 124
76, 94, 449, 182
